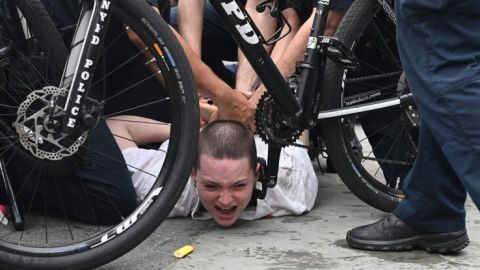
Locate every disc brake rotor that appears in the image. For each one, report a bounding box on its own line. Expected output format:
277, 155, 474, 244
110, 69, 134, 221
15, 86, 87, 160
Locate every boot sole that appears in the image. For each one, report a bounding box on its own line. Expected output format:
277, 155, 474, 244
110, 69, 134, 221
346, 230, 469, 254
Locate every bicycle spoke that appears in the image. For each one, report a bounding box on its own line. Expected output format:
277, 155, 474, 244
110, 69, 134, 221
90, 48, 147, 89
104, 70, 160, 102
80, 143, 160, 180
103, 98, 170, 117
53, 179, 75, 241
0, 0, 197, 266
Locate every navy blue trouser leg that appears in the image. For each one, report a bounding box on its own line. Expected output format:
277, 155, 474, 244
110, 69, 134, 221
394, 0, 480, 233
8, 120, 138, 225
395, 122, 468, 232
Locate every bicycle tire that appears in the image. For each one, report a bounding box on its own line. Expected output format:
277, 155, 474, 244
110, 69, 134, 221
1, 0, 67, 79
0, 0, 198, 269
320, 0, 417, 212
0, 0, 81, 177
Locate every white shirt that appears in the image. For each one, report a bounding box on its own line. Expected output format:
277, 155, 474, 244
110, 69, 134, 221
123, 136, 318, 220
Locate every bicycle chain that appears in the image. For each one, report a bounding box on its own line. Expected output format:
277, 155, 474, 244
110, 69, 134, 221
345, 71, 403, 83
255, 92, 411, 164
256, 71, 409, 160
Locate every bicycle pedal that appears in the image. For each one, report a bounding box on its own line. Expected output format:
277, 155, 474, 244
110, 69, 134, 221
404, 106, 420, 127
319, 36, 360, 71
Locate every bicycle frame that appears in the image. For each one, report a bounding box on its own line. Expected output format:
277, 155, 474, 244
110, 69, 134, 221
58, 0, 407, 133
210, 0, 304, 126
210, 0, 411, 128
50, 0, 412, 185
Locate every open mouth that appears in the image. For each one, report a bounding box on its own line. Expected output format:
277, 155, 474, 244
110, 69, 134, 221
214, 206, 237, 216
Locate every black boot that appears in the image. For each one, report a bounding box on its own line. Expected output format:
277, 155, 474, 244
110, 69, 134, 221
346, 213, 469, 254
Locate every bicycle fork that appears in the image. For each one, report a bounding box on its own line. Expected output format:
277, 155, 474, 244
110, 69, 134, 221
57, 0, 113, 135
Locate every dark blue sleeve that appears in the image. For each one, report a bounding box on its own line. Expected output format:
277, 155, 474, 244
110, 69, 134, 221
330, 0, 354, 10
41, 0, 80, 27
145, 0, 159, 7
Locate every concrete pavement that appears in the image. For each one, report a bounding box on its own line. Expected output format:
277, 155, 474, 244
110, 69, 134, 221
100, 161, 480, 270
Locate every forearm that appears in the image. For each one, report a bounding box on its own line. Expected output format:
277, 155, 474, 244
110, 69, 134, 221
107, 116, 170, 150
275, 10, 313, 80
247, 10, 308, 110
274, 9, 345, 79
177, 0, 205, 56
170, 19, 255, 127
170, 25, 231, 100
269, 8, 301, 65
235, 0, 277, 92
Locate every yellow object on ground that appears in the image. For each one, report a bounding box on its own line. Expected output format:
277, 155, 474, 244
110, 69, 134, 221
173, 245, 195, 258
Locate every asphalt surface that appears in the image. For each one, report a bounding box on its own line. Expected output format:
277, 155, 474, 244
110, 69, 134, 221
99, 160, 480, 270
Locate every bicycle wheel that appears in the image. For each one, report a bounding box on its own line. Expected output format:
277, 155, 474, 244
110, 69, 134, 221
0, 0, 198, 269
0, 0, 81, 176
320, 0, 418, 212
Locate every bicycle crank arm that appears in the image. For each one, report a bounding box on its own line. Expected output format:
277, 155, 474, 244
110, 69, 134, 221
317, 94, 413, 119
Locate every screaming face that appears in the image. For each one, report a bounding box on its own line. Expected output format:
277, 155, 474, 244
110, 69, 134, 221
193, 155, 257, 227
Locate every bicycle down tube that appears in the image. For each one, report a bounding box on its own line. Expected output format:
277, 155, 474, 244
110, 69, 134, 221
209, 0, 304, 125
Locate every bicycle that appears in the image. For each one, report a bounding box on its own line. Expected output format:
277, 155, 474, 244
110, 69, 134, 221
0, 0, 416, 269
207, 0, 415, 212
0, 0, 198, 269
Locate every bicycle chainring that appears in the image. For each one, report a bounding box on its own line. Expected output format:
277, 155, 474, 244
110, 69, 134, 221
15, 86, 87, 160
255, 92, 303, 148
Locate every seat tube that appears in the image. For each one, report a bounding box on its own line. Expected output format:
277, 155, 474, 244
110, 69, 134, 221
296, 0, 329, 127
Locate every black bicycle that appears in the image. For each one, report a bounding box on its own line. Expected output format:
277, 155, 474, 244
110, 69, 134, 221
0, 0, 198, 269
209, 0, 415, 211
0, 0, 416, 269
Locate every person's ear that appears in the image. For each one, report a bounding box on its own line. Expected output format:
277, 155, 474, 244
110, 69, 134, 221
255, 162, 261, 180
191, 168, 197, 180
191, 169, 198, 188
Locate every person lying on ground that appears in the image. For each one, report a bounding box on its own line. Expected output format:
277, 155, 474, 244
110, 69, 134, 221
106, 117, 318, 227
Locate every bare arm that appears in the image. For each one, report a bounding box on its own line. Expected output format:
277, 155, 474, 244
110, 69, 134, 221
177, 0, 205, 56
235, 0, 277, 92
170, 26, 256, 129
106, 115, 171, 151
125, 3, 255, 128
268, 8, 301, 65
249, 9, 346, 110
236, 4, 302, 93
107, 99, 218, 152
